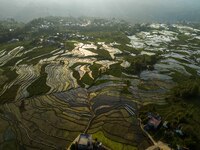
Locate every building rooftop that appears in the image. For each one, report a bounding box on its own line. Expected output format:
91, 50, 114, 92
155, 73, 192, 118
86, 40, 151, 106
148, 117, 162, 129
77, 134, 93, 150
146, 112, 162, 129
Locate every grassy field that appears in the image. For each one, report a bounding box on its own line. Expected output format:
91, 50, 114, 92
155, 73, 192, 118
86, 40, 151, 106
92, 131, 125, 150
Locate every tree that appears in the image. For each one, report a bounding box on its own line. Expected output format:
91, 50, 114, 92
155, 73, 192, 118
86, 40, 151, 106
173, 80, 199, 99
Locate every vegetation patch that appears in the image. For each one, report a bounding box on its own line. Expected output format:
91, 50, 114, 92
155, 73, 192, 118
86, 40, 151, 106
27, 65, 50, 97
0, 85, 20, 104
171, 78, 200, 99
123, 54, 159, 75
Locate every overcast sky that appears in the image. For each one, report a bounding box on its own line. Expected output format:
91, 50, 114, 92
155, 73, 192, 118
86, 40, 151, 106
0, 0, 200, 22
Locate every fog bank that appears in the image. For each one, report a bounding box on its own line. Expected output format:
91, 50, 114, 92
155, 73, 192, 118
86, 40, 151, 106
0, 0, 200, 22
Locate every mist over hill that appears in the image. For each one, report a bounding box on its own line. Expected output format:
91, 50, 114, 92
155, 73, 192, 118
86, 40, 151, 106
0, 0, 200, 23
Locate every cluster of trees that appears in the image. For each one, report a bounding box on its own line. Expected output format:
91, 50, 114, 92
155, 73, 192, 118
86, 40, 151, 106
0, 17, 133, 44
0, 19, 24, 43
172, 78, 200, 99
124, 54, 159, 75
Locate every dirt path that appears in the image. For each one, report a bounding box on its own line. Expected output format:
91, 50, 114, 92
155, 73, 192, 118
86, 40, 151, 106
138, 118, 157, 145
84, 113, 95, 134
138, 118, 172, 150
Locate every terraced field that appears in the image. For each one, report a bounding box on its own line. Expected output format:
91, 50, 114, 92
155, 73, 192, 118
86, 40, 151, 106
0, 18, 200, 149
0, 82, 153, 149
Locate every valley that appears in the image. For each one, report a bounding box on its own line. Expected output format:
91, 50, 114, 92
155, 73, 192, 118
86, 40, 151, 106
0, 17, 200, 149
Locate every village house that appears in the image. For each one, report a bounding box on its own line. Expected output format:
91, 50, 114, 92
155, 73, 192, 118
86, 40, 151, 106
77, 134, 93, 150
144, 112, 162, 130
